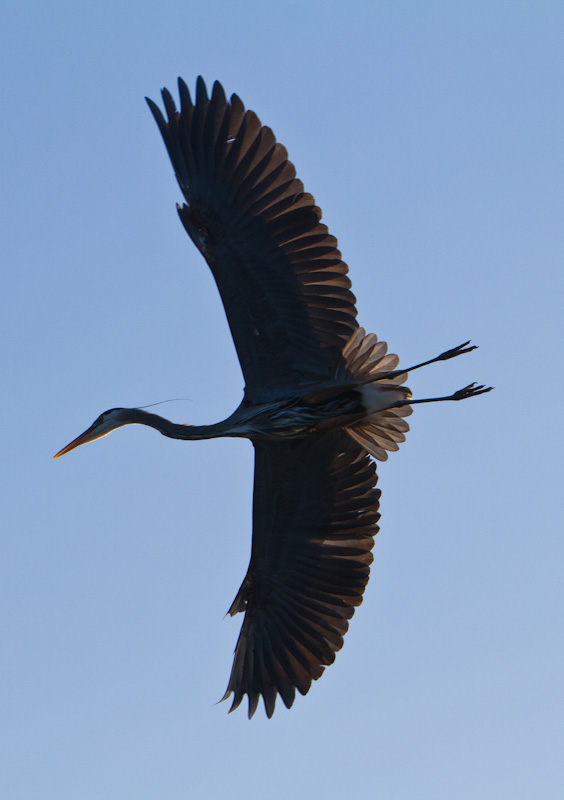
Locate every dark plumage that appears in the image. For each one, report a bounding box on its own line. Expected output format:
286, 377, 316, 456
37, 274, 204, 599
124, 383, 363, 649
55, 78, 492, 718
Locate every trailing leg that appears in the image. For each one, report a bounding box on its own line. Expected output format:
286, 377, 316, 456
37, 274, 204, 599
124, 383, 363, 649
372, 341, 478, 383
390, 382, 493, 409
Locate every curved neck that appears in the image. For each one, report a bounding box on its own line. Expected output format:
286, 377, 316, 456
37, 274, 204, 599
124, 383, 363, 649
125, 408, 233, 440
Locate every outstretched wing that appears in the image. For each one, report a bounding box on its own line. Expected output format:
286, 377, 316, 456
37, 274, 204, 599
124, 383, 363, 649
146, 77, 359, 402
223, 431, 381, 718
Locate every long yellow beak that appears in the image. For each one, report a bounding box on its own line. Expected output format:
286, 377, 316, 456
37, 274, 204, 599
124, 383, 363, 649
53, 424, 102, 459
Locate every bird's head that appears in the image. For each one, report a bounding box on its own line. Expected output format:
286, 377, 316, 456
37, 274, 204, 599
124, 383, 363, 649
53, 408, 131, 459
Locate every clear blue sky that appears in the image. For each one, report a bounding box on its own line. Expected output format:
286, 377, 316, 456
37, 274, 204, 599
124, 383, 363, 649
2, 2, 563, 798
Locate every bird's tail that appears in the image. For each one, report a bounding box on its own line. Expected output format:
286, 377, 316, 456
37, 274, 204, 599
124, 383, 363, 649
340, 328, 412, 461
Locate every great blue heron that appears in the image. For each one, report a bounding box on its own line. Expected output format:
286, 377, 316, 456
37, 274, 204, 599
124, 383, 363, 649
55, 77, 492, 718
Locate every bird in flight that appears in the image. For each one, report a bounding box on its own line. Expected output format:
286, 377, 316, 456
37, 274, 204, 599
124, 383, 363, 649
55, 77, 492, 718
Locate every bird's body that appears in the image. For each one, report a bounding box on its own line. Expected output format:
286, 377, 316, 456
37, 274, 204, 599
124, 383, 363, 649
55, 78, 491, 719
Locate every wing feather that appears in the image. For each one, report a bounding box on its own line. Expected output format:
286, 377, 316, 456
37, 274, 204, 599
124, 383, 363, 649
222, 430, 380, 718
147, 78, 359, 401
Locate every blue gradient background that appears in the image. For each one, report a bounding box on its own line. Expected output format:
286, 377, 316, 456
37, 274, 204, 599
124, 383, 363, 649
2, 2, 563, 798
